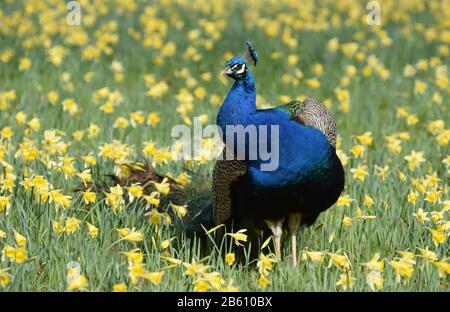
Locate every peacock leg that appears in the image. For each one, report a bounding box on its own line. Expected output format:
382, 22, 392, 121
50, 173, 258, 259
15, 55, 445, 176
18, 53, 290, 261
264, 218, 285, 260
288, 213, 302, 267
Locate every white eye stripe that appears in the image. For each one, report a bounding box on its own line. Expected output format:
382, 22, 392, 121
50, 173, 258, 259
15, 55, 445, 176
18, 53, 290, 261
236, 63, 245, 74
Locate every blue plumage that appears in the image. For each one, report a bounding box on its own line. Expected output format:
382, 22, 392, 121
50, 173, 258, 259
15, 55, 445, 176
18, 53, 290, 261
214, 42, 344, 263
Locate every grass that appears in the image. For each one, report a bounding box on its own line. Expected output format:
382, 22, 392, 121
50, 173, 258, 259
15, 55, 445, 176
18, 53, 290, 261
0, 0, 448, 291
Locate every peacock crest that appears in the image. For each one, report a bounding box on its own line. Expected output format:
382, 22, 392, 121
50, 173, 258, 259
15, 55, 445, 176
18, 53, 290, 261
244, 41, 258, 66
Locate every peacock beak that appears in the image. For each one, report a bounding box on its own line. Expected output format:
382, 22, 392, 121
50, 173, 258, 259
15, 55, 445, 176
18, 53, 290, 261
221, 66, 233, 75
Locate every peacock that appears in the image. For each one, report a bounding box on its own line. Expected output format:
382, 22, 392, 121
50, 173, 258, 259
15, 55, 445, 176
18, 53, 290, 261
212, 42, 345, 266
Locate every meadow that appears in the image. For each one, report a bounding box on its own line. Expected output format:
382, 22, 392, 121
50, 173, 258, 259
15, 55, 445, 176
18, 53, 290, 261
0, 0, 449, 291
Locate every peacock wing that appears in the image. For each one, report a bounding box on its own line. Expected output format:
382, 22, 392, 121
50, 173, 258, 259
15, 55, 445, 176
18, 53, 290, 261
212, 149, 247, 226
279, 98, 337, 148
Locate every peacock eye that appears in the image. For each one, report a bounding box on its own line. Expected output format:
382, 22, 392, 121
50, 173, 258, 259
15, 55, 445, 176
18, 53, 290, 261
231, 64, 241, 70
235, 63, 245, 74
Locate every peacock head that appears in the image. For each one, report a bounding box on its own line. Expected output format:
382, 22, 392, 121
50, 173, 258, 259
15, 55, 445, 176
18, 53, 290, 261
221, 41, 258, 81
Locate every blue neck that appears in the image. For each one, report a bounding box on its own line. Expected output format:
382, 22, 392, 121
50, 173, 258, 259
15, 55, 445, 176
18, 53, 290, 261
217, 72, 256, 130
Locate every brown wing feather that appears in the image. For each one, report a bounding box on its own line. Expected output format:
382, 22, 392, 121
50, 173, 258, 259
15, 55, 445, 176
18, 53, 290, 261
292, 98, 337, 148
212, 152, 247, 226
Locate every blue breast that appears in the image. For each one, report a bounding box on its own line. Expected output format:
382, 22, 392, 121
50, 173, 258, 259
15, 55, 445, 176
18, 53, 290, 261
244, 109, 335, 189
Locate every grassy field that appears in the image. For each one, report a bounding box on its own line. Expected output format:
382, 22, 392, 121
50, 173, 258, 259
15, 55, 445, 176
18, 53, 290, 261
0, 0, 449, 291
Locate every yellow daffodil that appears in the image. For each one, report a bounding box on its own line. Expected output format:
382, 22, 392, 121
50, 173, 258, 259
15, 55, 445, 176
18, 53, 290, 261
2, 245, 28, 264
170, 202, 187, 218
363, 195, 374, 208
226, 229, 248, 247
123, 249, 144, 264
404, 150, 425, 171
350, 165, 369, 181
160, 237, 175, 250
336, 194, 353, 207
112, 283, 128, 292
142, 271, 164, 285
0, 269, 11, 287
117, 227, 144, 242
153, 178, 170, 196
52, 220, 64, 234
193, 279, 209, 292
342, 216, 353, 228
67, 271, 88, 291
427, 228, 447, 246
145, 208, 163, 225
258, 276, 270, 288
362, 253, 384, 272
301, 251, 325, 264
356, 132, 373, 146
389, 259, 414, 283
225, 253, 235, 266
413, 208, 430, 223
127, 183, 143, 203
433, 258, 450, 278
0, 196, 11, 214
184, 261, 208, 276
82, 191, 97, 204
76, 169, 92, 185
257, 253, 277, 277
65, 217, 81, 234
327, 252, 351, 271
13, 230, 26, 247
336, 271, 355, 290
416, 247, 438, 263
143, 192, 160, 208
86, 222, 99, 238
19, 57, 31, 71
366, 270, 384, 291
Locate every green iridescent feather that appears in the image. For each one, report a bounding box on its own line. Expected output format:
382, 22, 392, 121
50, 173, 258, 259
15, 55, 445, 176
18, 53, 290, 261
279, 100, 304, 119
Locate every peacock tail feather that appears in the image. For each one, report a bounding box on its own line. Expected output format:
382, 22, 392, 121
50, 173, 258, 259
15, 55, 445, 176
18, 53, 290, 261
212, 155, 247, 226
